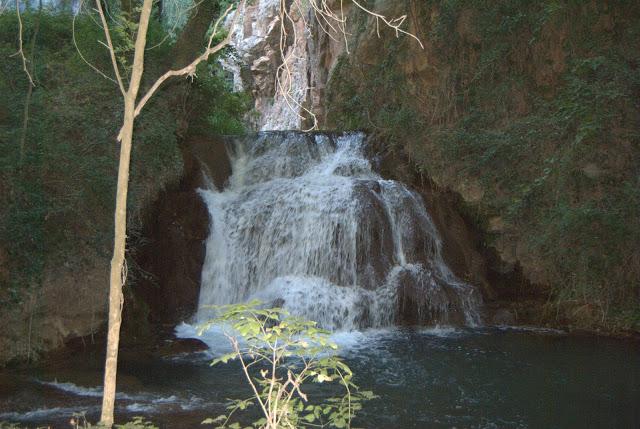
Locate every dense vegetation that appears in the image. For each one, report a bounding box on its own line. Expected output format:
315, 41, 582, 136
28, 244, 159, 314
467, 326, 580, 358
0, 5, 248, 320
327, 0, 640, 330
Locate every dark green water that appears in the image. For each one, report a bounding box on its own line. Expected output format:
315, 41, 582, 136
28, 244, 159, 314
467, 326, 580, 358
1, 327, 639, 428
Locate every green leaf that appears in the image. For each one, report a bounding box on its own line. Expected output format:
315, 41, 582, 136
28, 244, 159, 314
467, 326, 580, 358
211, 352, 237, 366
202, 415, 226, 425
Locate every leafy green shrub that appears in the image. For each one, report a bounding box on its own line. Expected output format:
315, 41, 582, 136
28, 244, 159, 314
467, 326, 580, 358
190, 62, 252, 136
1, 415, 157, 429
200, 302, 375, 429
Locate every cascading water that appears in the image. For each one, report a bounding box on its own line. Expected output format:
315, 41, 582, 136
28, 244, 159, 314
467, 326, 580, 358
196, 132, 482, 330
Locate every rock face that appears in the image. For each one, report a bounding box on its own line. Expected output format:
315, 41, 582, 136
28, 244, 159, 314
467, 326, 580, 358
224, 0, 300, 129
224, 0, 559, 325
0, 133, 231, 365
131, 136, 232, 325
314, 1, 640, 331
225, 0, 348, 130
369, 141, 541, 325
0, 251, 108, 365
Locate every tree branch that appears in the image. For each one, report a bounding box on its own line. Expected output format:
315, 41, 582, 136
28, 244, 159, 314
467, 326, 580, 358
14, 0, 34, 86
95, 0, 126, 96
132, 1, 243, 119
351, 0, 424, 49
73, 0, 119, 85
228, 334, 272, 426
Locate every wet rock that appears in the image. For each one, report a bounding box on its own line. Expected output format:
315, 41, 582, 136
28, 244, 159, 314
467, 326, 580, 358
491, 309, 516, 326
131, 135, 231, 326
394, 265, 451, 325
392, 264, 480, 326
159, 338, 209, 357
353, 180, 395, 289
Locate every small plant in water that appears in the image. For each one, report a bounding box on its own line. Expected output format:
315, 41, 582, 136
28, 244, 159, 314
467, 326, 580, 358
0, 414, 157, 429
200, 301, 375, 429
67, 413, 157, 429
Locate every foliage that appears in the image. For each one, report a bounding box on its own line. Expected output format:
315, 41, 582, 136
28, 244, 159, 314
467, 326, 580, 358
327, 40, 423, 150
200, 302, 375, 429
326, 0, 640, 330
190, 62, 252, 136
0, 4, 249, 314
0, 415, 158, 429
114, 417, 159, 429
0, 10, 181, 305
161, 0, 195, 38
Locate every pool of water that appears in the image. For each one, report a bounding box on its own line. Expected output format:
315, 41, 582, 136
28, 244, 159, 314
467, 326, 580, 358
1, 327, 639, 428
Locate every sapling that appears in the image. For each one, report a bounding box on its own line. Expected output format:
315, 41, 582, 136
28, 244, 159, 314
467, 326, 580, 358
200, 301, 375, 429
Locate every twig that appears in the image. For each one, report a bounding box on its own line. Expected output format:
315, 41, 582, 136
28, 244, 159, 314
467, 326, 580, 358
18, 0, 41, 167
0, 0, 12, 14
229, 334, 272, 426
73, 0, 119, 85
351, 0, 424, 49
14, 0, 34, 86
95, 0, 126, 96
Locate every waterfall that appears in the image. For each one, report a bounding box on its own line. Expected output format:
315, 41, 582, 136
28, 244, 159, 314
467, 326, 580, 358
196, 132, 482, 330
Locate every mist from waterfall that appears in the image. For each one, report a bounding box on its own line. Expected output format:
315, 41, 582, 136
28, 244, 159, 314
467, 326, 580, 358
196, 132, 482, 330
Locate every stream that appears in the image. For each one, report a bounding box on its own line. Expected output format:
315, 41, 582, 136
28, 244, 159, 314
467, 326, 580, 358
1, 327, 639, 428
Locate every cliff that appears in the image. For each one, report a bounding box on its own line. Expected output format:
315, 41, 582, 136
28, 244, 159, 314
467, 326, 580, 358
231, 0, 640, 331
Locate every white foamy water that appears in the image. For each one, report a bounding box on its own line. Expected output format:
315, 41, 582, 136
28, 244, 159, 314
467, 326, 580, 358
37, 380, 104, 397
195, 132, 482, 335
0, 406, 100, 422
36, 380, 161, 402
6, 380, 211, 419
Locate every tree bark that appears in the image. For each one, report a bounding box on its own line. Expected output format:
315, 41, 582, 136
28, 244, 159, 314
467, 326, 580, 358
98, 0, 242, 425
99, 0, 154, 426
99, 96, 133, 428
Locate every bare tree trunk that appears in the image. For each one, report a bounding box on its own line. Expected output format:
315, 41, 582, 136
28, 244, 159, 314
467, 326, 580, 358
95, 0, 240, 425
99, 0, 153, 425
99, 96, 134, 427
